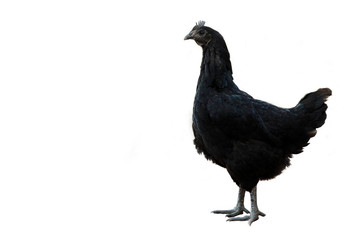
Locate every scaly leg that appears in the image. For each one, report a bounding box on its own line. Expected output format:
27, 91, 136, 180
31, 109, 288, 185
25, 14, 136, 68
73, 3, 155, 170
227, 185, 265, 225
212, 187, 249, 217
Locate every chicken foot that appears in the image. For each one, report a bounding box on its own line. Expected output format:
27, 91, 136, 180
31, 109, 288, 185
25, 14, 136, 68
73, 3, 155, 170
227, 185, 265, 225
212, 187, 249, 217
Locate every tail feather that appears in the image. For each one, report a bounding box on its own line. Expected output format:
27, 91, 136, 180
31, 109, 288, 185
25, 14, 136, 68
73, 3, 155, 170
296, 88, 332, 129
298, 88, 332, 110
288, 88, 332, 154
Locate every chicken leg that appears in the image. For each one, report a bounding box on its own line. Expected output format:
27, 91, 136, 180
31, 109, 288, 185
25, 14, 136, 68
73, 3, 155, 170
227, 185, 265, 225
212, 187, 249, 217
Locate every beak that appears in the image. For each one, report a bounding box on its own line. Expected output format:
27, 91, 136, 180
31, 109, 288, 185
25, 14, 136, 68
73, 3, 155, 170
184, 30, 195, 40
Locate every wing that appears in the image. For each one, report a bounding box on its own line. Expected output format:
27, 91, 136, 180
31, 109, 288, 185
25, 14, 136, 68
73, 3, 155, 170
207, 93, 283, 146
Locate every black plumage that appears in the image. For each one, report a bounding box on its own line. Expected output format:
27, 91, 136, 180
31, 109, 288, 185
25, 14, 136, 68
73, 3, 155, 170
185, 21, 331, 225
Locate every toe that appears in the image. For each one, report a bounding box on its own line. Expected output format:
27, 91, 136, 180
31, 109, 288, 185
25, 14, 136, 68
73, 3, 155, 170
212, 209, 234, 214
226, 212, 239, 218
248, 216, 260, 226
226, 215, 250, 222
225, 207, 249, 217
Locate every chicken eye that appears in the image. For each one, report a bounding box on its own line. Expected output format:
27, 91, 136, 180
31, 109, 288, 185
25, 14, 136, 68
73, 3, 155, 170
198, 30, 206, 35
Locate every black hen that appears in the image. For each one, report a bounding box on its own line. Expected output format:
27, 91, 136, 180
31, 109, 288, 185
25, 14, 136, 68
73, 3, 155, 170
185, 21, 331, 225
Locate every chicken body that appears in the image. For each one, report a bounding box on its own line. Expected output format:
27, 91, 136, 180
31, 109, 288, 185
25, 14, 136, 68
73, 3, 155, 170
185, 21, 331, 225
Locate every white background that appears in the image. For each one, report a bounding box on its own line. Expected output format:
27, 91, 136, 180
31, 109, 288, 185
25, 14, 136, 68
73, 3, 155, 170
1, 0, 359, 239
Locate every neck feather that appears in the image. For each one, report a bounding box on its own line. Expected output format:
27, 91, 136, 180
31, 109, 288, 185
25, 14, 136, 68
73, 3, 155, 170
198, 40, 233, 89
